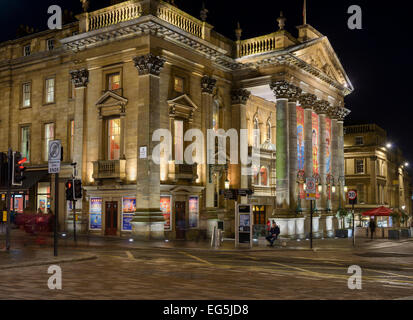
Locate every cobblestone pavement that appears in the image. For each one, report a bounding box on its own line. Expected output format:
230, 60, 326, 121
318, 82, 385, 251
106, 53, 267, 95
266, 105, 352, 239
1, 238, 413, 300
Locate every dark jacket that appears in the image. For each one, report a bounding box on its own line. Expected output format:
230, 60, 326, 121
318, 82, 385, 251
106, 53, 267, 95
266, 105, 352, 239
369, 220, 376, 231
269, 226, 280, 236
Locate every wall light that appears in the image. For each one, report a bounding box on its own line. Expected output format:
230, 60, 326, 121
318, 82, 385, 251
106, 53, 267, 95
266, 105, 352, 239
225, 178, 230, 190
344, 186, 348, 193
318, 184, 323, 193
332, 186, 336, 193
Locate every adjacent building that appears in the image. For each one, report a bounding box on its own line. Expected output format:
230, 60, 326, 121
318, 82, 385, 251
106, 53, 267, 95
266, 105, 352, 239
344, 124, 412, 228
0, 0, 353, 240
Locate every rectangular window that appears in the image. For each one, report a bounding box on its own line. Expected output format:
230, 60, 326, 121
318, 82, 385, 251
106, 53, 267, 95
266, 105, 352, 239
108, 118, 121, 160
47, 39, 54, 51
23, 45, 31, 56
45, 78, 55, 103
174, 76, 184, 93
174, 120, 183, 162
355, 136, 364, 145
21, 126, 31, 162
22, 83, 31, 107
44, 123, 55, 161
355, 159, 364, 174
108, 73, 121, 91
70, 120, 75, 160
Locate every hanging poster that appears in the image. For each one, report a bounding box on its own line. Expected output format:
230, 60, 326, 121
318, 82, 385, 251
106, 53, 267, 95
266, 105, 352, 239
312, 112, 319, 175
325, 117, 332, 175
296, 106, 305, 171
122, 197, 136, 231
160, 195, 172, 231
89, 197, 102, 230
189, 196, 199, 228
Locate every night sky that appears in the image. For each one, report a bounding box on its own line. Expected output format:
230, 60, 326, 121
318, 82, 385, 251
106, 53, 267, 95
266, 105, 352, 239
0, 0, 411, 166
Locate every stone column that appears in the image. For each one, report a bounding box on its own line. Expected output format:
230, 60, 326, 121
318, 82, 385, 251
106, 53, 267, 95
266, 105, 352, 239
288, 86, 302, 213
200, 75, 218, 236
370, 156, 378, 204
270, 81, 293, 211
337, 119, 346, 207
69, 68, 89, 233
131, 53, 166, 240
330, 109, 339, 211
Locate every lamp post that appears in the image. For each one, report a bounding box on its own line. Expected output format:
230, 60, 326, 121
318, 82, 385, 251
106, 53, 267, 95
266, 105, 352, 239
313, 173, 321, 212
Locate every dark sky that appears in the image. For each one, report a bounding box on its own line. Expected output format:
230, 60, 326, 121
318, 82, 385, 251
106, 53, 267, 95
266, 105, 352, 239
0, 0, 411, 165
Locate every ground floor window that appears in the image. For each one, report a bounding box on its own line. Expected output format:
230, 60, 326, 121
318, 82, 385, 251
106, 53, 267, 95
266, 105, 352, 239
253, 205, 266, 225
188, 196, 199, 228
89, 197, 102, 230
37, 182, 50, 214
122, 197, 136, 231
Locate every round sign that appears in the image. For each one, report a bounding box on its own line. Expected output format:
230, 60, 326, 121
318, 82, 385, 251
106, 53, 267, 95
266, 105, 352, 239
306, 180, 315, 191
348, 190, 357, 200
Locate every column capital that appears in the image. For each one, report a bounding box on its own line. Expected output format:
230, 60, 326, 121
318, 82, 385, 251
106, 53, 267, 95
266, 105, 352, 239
133, 53, 166, 76
201, 75, 217, 94
70, 68, 89, 88
328, 106, 351, 121
231, 88, 251, 105
269, 80, 301, 100
313, 100, 330, 114
299, 93, 317, 109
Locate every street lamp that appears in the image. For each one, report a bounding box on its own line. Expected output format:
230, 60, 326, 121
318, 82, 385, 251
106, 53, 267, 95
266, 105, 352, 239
402, 205, 406, 210
332, 185, 336, 194
405, 162, 409, 167
386, 143, 392, 149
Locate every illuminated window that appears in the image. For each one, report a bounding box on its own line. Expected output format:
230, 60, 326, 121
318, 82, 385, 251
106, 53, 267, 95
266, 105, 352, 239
212, 100, 219, 132
174, 120, 184, 162
174, 76, 184, 93
45, 78, 55, 103
44, 123, 55, 161
37, 182, 51, 214
22, 83, 31, 107
253, 206, 266, 225
23, 45, 31, 56
355, 159, 364, 174
260, 166, 268, 186
253, 118, 260, 148
21, 126, 30, 162
108, 118, 121, 160
108, 73, 121, 91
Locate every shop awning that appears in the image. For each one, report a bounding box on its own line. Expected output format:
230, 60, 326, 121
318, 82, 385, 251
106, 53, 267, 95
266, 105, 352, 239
0, 170, 49, 193
362, 206, 393, 217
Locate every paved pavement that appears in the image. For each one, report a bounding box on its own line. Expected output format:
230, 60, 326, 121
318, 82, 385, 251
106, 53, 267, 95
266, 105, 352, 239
1, 231, 413, 299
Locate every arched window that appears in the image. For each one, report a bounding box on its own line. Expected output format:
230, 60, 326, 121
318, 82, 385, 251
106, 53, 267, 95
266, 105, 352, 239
253, 117, 260, 148
266, 119, 271, 142
252, 165, 259, 185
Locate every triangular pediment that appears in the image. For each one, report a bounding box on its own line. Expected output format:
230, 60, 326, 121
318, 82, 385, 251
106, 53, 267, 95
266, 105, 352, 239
95, 90, 128, 107
291, 37, 353, 90
167, 94, 198, 110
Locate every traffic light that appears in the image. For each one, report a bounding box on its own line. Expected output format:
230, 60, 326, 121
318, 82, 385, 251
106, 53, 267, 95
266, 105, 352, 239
74, 179, 82, 200
65, 180, 74, 201
12, 152, 27, 186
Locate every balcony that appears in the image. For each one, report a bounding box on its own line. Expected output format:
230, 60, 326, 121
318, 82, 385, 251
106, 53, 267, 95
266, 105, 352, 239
168, 163, 198, 182
93, 160, 126, 182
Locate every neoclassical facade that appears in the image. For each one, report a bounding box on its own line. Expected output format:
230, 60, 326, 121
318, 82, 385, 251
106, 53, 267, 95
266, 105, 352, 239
0, 0, 352, 240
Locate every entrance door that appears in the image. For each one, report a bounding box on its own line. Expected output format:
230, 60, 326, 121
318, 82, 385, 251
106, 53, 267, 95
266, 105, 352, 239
175, 201, 186, 240
105, 201, 118, 236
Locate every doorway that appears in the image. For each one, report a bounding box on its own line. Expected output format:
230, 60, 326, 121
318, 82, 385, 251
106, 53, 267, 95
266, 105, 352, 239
105, 201, 118, 236
175, 201, 186, 240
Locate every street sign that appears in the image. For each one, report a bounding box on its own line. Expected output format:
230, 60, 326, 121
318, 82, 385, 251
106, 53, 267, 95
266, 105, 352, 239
48, 140, 61, 174
348, 190, 357, 200
305, 177, 316, 200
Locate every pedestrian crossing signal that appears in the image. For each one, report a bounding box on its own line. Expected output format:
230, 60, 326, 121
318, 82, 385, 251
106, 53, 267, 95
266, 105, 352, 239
65, 180, 74, 201
12, 152, 27, 186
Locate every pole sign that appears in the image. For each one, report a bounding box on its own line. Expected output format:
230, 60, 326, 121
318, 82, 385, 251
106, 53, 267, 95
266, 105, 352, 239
348, 190, 357, 205
48, 140, 61, 174
305, 177, 316, 200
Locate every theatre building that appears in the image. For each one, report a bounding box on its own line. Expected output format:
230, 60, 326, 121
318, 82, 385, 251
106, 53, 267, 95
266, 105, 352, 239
0, 0, 352, 240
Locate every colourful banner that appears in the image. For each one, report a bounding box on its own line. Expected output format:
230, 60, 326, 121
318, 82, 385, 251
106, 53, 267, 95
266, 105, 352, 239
296, 106, 305, 171
312, 112, 319, 175
89, 197, 102, 230
122, 197, 136, 231
325, 117, 332, 175
189, 196, 199, 228
160, 196, 172, 231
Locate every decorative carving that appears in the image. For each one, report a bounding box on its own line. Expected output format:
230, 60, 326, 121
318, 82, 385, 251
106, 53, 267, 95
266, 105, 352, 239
269, 80, 301, 100
299, 93, 317, 109
277, 11, 286, 30
133, 53, 166, 76
231, 88, 251, 105
70, 68, 89, 88
201, 75, 216, 94
288, 85, 302, 101
200, 2, 208, 22
80, 0, 89, 13
329, 106, 351, 121
313, 100, 330, 114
